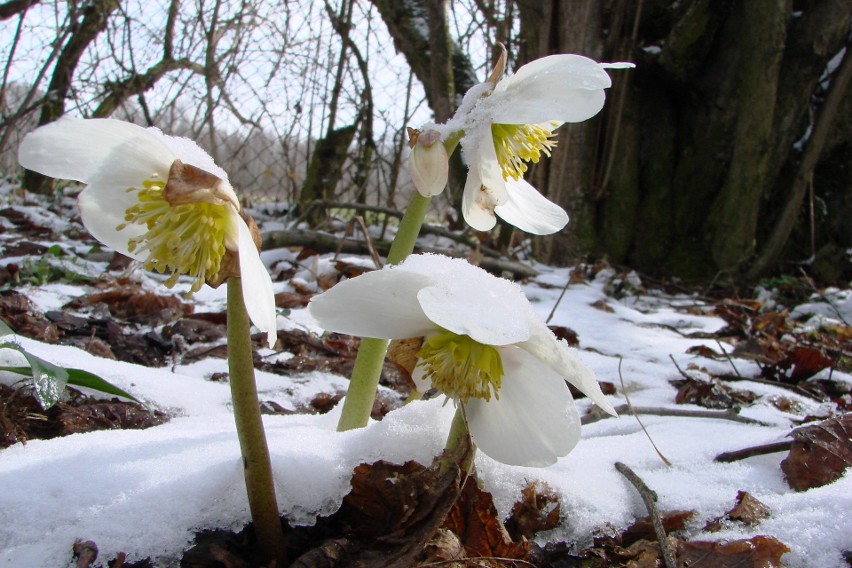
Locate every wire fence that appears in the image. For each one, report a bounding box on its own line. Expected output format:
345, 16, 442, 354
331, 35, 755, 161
0, 0, 505, 214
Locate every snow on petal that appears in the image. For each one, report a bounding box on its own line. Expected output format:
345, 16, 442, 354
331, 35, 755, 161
406, 255, 532, 346
495, 178, 569, 235
235, 214, 278, 348
464, 346, 580, 467
307, 268, 437, 340
18, 117, 173, 184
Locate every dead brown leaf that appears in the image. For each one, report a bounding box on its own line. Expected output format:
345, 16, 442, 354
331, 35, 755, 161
705, 491, 770, 532
0, 290, 60, 342
781, 414, 852, 491
676, 535, 789, 567
443, 477, 532, 562
504, 481, 561, 541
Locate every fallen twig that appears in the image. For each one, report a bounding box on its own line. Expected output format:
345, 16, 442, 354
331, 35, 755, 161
582, 404, 770, 426
614, 462, 677, 568
714, 440, 793, 463
715, 339, 741, 377
262, 228, 538, 278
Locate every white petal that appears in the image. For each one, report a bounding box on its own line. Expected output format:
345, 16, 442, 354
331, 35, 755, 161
155, 129, 231, 185
492, 88, 606, 125
462, 171, 498, 232
236, 214, 278, 348
520, 322, 617, 415
77, 185, 146, 260
18, 117, 173, 184
307, 268, 437, 339
486, 55, 613, 125
402, 254, 533, 346
465, 346, 580, 467
509, 54, 613, 90
476, 134, 508, 203
408, 141, 449, 197
495, 178, 569, 235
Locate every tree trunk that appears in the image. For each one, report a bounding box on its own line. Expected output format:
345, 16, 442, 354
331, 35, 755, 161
23, 0, 119, 194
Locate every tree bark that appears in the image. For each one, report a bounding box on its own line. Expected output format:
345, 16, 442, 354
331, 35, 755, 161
708, 0, 787, 271
23, 0, 119, 194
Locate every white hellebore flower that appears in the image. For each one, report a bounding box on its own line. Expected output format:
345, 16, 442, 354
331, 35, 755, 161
18, 117, 277, 347
457, 54, 632, 234
308, 254, 616, 467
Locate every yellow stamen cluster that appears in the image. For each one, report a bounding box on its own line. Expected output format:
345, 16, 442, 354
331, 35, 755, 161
491, 122, 558, 181
416, 330, 504, 403
119, 178, 231, 293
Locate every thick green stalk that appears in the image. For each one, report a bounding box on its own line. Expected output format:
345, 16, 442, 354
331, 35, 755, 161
336, 193, 430, 431
336, 132, 462, 432
439, 406, 476, 475
226, 278, 287, 565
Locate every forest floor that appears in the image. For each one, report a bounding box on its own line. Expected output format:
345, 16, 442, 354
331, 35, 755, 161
0, 183, 850, 568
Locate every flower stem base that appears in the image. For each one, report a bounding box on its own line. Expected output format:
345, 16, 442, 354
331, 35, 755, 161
227, 277, 287, 565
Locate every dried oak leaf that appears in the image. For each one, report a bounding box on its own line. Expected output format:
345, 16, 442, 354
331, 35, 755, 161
705, 491, 770, 532
676, 535, 789, 567
781, 414, 852, 491
504, 481, 561, 541
443, 477, 532, 561
85, 288, 193, 325
0, 290, 60, 342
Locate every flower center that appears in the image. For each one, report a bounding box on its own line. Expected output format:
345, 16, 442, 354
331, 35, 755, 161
118, 177, 231, 293
491, 122, 558, 181
416, 330, 504, 403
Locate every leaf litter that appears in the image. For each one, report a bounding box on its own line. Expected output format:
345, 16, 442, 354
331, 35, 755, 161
0, 183, 850, 567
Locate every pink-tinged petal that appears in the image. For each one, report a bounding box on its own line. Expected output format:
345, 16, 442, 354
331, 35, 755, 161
18, 117, 173, 184
308, 268, 437, 339
465, 346, 580, 467
520, 322, 617, 416
235, 214, 278, 348
406, 255, 532, 346
462, 172, 498, 232
495, 178, 569, 235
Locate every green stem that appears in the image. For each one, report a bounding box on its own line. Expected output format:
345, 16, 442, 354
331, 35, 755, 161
336, 193, 431, 431
226, 278, 287, 565
336, 132, 462, 432
440, 406, 476, 475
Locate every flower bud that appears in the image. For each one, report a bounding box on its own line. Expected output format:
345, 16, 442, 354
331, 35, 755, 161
408, 129, 449, 197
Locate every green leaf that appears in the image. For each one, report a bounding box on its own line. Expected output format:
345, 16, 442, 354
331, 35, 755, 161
66, 367, 139, 402
0, 318, 14, 337
0, 342, 68, 408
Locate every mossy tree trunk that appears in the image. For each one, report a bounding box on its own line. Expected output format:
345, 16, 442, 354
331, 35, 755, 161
516, 0, 852, 282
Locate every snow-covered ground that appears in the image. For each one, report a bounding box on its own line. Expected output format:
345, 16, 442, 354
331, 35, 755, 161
0, 186, 850, 567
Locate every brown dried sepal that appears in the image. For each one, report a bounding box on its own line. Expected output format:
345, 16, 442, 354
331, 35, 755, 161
164, 160, 237, 209
387, 337, 423, 375
204, 212, 262, 289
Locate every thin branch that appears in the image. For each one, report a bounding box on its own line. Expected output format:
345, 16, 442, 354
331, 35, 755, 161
582, 404, 770, 426
614, 462, 677, 568
715, 339, 741, 377
715, 440, 793, 463
619, 357, 672, 466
